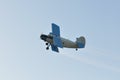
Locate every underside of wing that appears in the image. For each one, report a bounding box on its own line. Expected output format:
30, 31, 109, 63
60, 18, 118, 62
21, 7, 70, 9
51, 23, 63, 48
51, 44, 59, 52
53, 36, 63, 48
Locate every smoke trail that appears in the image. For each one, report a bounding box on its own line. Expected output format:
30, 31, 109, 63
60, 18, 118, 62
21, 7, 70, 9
60, 47, 120, 73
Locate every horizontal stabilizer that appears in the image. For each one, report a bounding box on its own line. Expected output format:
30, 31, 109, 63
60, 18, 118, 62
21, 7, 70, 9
51, 44, 59, 52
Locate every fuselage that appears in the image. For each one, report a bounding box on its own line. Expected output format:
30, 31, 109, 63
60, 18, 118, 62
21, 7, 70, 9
61, 37, 78, 48
40, 34, 78, 48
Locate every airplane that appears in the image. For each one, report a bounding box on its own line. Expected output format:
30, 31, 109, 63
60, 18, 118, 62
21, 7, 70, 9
40, 23, 86, 52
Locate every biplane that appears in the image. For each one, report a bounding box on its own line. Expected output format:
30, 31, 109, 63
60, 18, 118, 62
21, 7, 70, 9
40, 23, 85, 52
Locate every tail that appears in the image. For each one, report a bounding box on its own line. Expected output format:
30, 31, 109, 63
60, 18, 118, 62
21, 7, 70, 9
76, 36, 86, 48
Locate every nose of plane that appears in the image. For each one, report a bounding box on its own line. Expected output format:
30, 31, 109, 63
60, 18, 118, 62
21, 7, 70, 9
40, 34, 47, 41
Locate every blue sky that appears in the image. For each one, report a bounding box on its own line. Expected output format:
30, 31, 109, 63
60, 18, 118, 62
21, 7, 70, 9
0, 0, 120, 80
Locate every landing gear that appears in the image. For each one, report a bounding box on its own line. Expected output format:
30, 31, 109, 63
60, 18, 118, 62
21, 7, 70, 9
46, 43, 48, 45
76, 48, 78, 51
46, 47, 49, 50
45, 43, 50, 50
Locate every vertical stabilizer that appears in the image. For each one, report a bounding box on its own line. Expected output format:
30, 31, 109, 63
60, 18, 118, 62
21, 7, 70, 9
76, 36, 86, 48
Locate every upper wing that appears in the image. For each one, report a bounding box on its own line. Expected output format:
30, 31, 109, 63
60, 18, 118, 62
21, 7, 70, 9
52, 23, 60, 36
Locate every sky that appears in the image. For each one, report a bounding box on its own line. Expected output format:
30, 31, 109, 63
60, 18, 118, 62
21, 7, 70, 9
0, 0, 120, 80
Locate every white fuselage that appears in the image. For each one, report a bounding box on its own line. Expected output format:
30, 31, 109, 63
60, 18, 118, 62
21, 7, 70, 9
46, 37, 78, 48
61, 37, 78, 48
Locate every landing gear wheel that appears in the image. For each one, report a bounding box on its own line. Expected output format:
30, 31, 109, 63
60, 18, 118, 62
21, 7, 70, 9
76, 48, 78, 51
46, 47, 49, 50
46, 43, 48, 45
